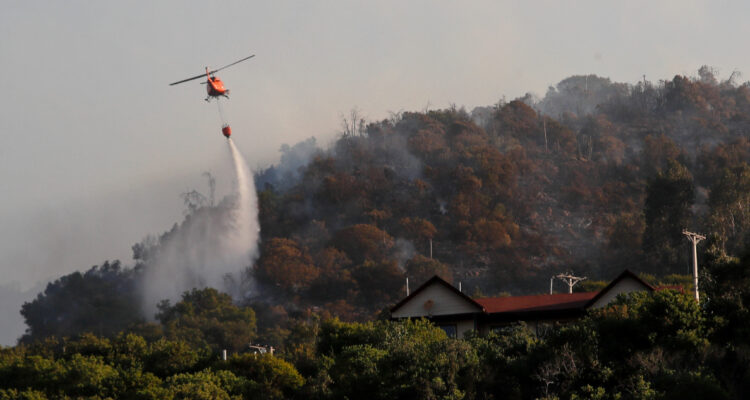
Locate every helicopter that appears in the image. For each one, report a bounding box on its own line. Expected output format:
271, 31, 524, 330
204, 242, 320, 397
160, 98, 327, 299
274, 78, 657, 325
169, 54, 255, 138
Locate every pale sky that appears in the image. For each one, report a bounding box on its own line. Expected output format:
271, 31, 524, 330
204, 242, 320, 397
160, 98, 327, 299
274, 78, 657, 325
1, 1, 749, 343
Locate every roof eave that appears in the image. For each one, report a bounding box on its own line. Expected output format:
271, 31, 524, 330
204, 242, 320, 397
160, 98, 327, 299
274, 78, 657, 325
584, 269, 655, 309
389, 275, 486, 314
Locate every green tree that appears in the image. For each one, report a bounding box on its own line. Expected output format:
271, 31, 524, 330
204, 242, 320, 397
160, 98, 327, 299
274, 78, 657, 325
164, 369, 244, 400
156, 288, 256, 354
145, 338, 203, 377
468, 324, 538, 399
319, 319, 478, 400
59, 354, 120, 398
20, 261, 142, 342
643, 159, 694, 273
0, 388, 49, 400
224, 354, 304, 400
702, 248, 750, 398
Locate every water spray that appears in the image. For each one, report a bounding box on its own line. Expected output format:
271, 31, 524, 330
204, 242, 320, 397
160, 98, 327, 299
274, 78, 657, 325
140, 136, 260, 316
227, 138, 259, 259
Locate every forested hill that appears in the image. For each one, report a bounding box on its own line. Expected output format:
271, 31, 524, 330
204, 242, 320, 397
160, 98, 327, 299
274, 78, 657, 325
17, 67, 750, 342
252, 67, 750, 308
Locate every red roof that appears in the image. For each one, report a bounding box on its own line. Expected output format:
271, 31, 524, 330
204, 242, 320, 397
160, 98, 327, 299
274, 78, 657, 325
475, 292, 597, 313
391, 270, 656, 320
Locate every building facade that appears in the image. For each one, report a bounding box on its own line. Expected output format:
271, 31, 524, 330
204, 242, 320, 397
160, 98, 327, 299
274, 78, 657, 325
390, 270, 656, 338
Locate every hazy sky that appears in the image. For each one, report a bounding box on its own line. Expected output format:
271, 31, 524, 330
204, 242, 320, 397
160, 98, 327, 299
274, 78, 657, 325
1, 1, 750, 343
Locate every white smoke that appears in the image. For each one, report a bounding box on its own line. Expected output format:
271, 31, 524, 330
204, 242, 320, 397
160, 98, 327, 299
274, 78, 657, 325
140, 139, 259, 317
393, 238, 417, 271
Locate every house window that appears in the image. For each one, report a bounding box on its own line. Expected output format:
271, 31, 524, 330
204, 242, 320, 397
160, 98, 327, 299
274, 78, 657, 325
438, 324, 457, 338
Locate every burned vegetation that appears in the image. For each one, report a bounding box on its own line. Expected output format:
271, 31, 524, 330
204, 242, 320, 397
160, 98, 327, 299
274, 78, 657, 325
8, 68, 750, 399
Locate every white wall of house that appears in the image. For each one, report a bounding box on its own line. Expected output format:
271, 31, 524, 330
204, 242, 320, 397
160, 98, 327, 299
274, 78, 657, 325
588, 277, 650, 309
393, 272, 655, 338
391, 283, 480, 319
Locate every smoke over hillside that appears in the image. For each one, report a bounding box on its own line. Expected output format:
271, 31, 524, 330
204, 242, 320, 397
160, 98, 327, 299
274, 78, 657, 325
16, 67, 750, 344
0, 282, 43, 345
139, 140, 259, 317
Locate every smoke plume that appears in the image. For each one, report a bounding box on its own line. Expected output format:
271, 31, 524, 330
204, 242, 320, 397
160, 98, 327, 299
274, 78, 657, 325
140, 139, 259, 317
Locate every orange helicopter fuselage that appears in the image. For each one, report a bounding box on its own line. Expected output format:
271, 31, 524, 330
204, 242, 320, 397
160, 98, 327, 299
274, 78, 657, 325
205, 68, 229, 97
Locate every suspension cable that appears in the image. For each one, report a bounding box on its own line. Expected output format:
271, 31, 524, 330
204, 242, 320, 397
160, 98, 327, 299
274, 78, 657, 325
216, 98, 228, 126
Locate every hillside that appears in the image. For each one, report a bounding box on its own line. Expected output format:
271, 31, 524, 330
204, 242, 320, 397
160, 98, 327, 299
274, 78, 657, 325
250, 67, 750, 315
18, 67, 750, 341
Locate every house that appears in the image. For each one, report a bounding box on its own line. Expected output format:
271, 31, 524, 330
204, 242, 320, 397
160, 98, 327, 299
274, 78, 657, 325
390, 270, 656, 338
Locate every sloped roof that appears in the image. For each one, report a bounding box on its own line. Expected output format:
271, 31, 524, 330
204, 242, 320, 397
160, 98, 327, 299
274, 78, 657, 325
389, 275, 485, 314
476, 292, 597, 313
391, 270, 656, 319
584, 269, 654, 308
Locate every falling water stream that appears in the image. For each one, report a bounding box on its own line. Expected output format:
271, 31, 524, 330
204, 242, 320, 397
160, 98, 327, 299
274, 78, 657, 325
140, 137, 259, 316
227, 137, 259, 262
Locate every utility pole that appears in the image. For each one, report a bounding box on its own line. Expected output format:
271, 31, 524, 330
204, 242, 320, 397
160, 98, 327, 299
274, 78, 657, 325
551, 273, 587, 294
682, 229, 705, 302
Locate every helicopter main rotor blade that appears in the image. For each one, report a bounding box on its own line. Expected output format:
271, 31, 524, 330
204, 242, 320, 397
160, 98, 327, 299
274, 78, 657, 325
169, 54, 254, 86
169, 72, 207, 86
208, 54, 255, 75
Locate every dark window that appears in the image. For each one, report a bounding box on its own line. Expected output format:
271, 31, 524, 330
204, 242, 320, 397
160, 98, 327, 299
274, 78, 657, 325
438, 324, 457, 338
491, 325, 509, 334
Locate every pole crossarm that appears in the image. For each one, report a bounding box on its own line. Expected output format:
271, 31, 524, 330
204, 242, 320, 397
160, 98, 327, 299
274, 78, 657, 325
552, 273, 587, 294
682, 229, 706, 243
